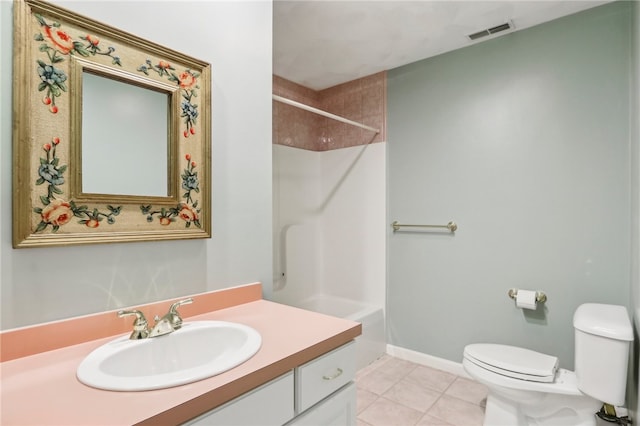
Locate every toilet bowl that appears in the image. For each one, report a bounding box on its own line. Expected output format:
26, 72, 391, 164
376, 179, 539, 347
462, 304, 633, 426
463, 344, 601, 426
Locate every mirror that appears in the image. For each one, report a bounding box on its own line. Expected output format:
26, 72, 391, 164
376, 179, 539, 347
81, 71, 169, 197
12, 0, 211, 247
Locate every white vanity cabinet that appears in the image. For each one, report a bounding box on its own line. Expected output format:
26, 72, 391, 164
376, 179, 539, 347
287, 383, 356, 426
184, 372, 295, 426
183, 341, 356, 426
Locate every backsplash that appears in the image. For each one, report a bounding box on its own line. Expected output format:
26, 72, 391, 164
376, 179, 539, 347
0, 283, 262, 362
273, 73, 386, 151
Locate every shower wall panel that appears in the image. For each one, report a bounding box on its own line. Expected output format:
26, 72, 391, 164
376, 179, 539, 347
272, 143, 386, 311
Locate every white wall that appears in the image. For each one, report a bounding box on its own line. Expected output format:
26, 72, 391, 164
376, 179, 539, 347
0, 0, 273, 329
272, 143, 386, 309
387, 2, 631, 370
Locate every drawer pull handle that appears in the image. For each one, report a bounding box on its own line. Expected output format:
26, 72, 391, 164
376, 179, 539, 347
322, 368, 343, 381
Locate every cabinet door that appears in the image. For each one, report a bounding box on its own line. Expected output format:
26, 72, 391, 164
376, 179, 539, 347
184, 372, 294, 426
287, 383, 356, 426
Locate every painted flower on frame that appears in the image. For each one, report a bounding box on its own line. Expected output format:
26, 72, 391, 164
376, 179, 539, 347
180, 100, 199, 136
33, 14, 122, 114
137, 59, 174, 78
181, 100, 199, 121
158, 61, 172, 70
41, 199, 73, 227
85, 34, 99, 46
36, 139, 67, 198
43, 25, 74, 54
182, 173, 199, 192
140, 154, 201, 229
181, 154, 199, 204
36, 60, 67, 114
80, 35, 121, 66
85, 218, 99, 228
137, 60, 201, 138
33, 138, 121, 233
179, 71, 197, 89
37, 61, 67, 89
141, 205, 175, 226
178, 204, 198, 223
38, 162, 65, 186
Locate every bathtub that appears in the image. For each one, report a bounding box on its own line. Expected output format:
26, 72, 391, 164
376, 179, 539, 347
293, 294, 386, 370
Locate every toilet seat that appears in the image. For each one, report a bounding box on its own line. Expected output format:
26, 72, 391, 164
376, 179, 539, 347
463, 356, 583, 396
463, 344, 559, 383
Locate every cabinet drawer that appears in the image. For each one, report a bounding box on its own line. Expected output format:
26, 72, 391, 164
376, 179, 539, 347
287, 382, 356, 426
295, 341, 356, 413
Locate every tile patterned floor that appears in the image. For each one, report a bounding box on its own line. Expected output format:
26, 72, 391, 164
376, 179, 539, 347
356, 355, 488, 426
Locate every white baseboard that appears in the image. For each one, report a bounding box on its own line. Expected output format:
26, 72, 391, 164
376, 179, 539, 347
386, 344, 471, 379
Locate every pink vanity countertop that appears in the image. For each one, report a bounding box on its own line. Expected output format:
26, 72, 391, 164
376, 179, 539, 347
0, 292, 361, 425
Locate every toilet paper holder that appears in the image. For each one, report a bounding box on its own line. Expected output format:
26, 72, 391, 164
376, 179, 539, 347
508, 288, 547, 303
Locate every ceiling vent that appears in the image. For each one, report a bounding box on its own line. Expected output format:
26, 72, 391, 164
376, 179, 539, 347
467, 21, 514, 41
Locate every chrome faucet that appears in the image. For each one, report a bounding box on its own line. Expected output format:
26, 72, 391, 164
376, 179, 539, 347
149, 298, 193, 337
117, 309, 150, 340
118, 298, 194, 340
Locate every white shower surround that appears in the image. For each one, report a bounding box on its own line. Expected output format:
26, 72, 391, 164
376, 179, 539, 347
272, 143, 387, 367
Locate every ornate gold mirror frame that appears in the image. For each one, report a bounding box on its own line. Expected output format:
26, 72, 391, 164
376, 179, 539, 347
12, 0, 212, 248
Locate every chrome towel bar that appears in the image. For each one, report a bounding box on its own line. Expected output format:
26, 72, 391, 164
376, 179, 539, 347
391, 221, 457, 232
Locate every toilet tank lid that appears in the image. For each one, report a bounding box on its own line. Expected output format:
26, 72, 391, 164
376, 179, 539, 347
573, 303, 633, 341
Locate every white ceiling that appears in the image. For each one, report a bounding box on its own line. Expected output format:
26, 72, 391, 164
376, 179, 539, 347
273, 0, 613, 90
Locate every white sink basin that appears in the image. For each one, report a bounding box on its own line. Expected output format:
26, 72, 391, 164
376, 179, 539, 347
77, 321, 262, 391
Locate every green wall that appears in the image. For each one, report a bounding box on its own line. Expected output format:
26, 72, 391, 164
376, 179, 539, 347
630, 0, 640, 419
387, 2, 632, 370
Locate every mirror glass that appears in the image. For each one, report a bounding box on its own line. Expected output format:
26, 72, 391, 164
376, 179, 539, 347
81, 71, 169, 197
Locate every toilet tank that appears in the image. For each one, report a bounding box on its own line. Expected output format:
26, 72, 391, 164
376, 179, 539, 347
573, 303, 633, 406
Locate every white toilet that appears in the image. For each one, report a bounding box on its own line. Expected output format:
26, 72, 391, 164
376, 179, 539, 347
463, 303, 633, 426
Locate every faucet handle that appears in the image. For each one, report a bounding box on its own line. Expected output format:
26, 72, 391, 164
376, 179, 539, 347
117, 310, 149, 339
169, 298, 193, 313
167, 298, 193, 330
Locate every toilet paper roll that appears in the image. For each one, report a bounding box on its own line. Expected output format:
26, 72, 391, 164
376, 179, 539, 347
515, 290, 538, 310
